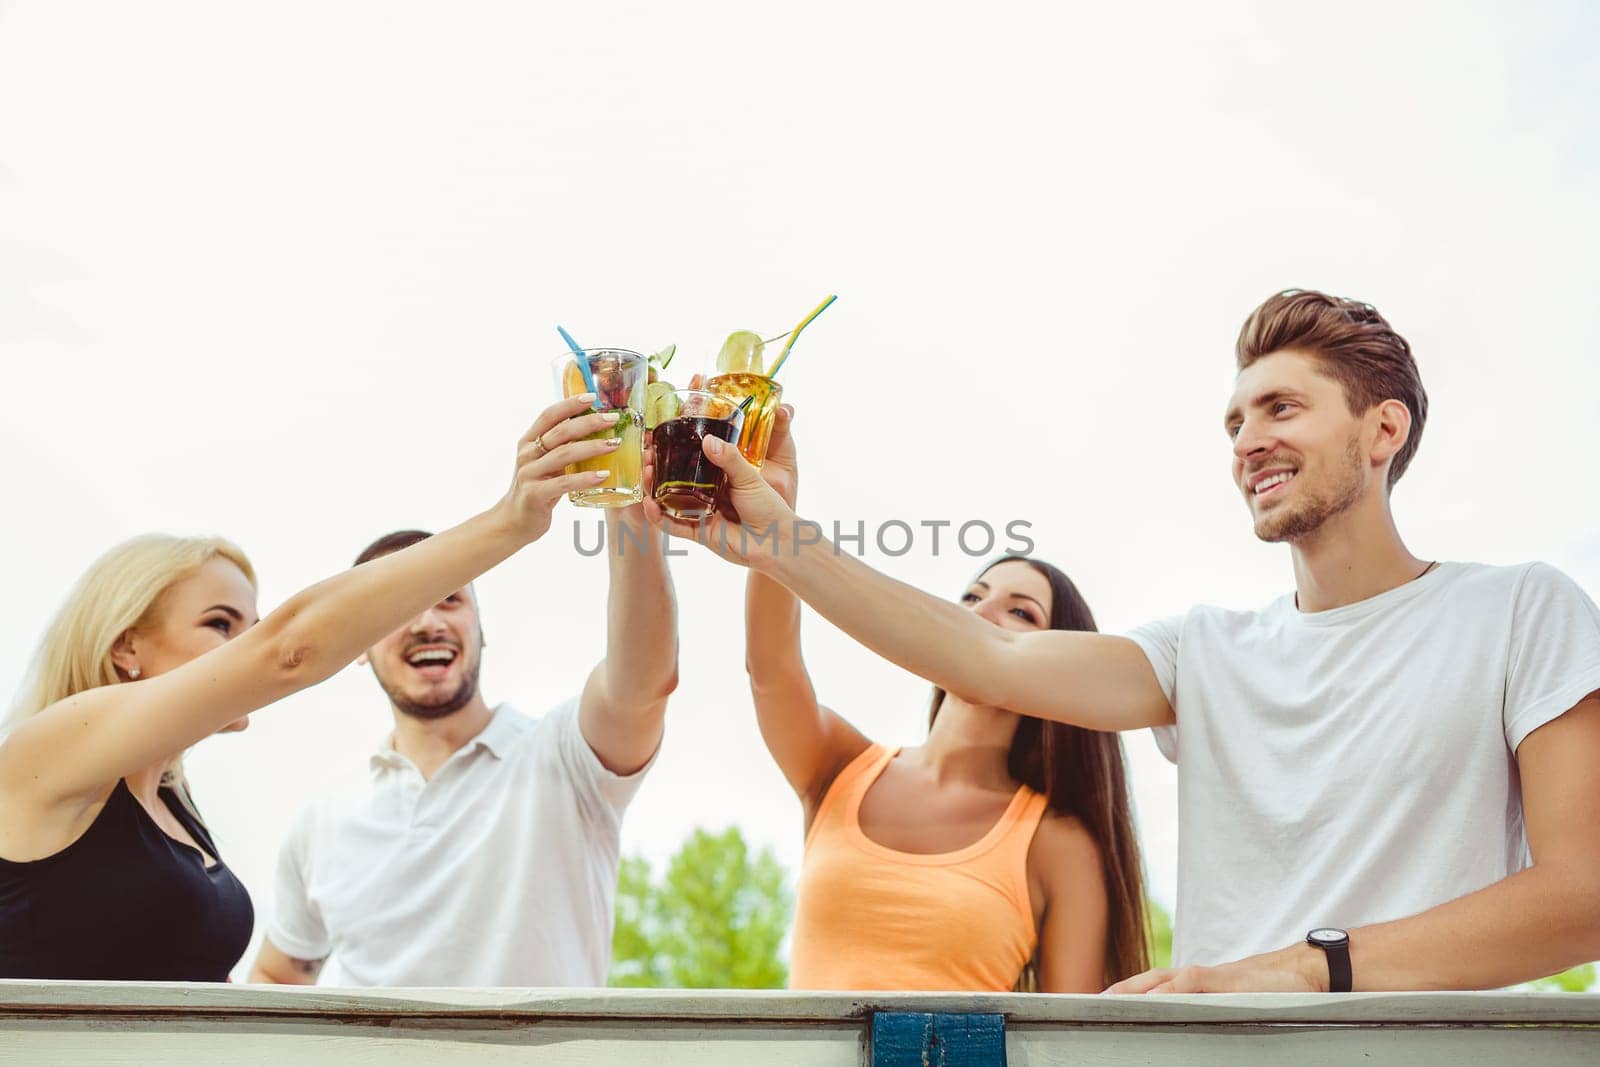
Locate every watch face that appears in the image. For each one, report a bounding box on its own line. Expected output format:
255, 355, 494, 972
1308, 928, 1347, 945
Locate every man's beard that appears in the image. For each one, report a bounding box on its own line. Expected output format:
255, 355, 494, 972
378, 658, 483, 721
1254, 435, 1365, 543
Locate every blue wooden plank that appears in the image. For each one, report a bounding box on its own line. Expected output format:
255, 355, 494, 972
872, 1011, 931, 1065
871, 1011, 1006, 1066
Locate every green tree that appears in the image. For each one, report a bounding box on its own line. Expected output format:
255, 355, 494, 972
610, 826, 792, 988
1147, 898, 1174, 970
1525, 964, 1597, 992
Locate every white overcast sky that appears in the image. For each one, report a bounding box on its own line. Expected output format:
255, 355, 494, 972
2, 1, 1597, 981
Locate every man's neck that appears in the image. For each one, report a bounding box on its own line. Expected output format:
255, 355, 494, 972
390, 697, 496, 781
1289, 494, 1428, 613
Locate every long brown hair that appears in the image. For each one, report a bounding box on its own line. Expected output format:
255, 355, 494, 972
930, 555, 1150, 988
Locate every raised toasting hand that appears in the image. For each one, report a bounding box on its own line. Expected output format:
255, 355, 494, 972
754, 405, 798, 507
505, 393, 633, 540
642, 411, 800, 565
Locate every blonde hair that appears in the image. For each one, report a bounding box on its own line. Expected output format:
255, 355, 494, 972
6, 535, 256, 795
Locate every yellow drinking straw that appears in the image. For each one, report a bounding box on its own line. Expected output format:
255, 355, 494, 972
767, 294, 837, 378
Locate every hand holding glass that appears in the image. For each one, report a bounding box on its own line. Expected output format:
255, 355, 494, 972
650, 390, 746, 522
551, 349, 646, 508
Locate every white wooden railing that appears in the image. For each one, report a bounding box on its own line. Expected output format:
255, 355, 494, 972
2, 982, 1598, 1065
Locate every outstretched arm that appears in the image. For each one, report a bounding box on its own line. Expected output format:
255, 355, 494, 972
650, 435, 1172, 733
762, 541, 1169, 732
0, 395, 618, 810
578, 505, 679, 775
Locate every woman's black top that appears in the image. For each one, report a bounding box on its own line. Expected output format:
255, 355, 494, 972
0, 778, 253, 980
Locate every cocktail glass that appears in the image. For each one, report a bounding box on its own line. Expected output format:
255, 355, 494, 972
650, 390, 745, 522
551, 348, 646, 508
705, 372, 783, 466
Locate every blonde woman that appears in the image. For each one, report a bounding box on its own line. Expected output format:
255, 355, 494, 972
0, 394, 619, 981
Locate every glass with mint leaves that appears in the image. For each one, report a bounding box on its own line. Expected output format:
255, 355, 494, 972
551, 348, 648, 508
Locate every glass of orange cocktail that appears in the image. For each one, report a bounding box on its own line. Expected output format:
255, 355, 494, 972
704, 331, 783, 467
551, 348, 646, 507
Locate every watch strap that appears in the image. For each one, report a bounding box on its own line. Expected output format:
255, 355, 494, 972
1323, 939, 1351, 993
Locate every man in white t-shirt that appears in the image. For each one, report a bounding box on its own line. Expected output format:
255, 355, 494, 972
248, 506, 677, 987
662, 289, 1600, 993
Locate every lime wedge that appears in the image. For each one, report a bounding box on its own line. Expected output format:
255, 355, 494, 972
651, 343, 677, 371
645, 381, 680, 429
715, 330, 764, 375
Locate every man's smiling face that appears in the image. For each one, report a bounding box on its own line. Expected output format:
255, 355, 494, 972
1225, 350, 1372, 544
365, 586, 485, 720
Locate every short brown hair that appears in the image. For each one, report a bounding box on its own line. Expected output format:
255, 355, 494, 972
353, 529, 432, 567
1236, 290, 1428, 488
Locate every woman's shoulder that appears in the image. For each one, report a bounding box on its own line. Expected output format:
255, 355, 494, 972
801, 733, 882, 838
0, 776, 124, 866
1029, 809, 1103, 870
1024, 809, 1108, 929
809, 722, 881, 797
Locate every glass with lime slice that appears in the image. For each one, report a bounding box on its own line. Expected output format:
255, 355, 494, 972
706, 330, 782, 467
645, 381, 682, 429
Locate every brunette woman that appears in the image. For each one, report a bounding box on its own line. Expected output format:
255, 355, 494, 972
736, 409, 1149, 991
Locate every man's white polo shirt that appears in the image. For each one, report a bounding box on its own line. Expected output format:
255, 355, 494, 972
266, 699, 652, 986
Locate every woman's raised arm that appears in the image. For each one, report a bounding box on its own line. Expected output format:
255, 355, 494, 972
0, 395, 617, 808
741, 407, 869, 811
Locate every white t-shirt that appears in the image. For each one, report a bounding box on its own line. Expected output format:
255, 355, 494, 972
267, 699, 652, 986
1128, 562, 1600, 969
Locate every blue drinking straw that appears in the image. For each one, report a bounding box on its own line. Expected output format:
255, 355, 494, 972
557, 325, 599, 403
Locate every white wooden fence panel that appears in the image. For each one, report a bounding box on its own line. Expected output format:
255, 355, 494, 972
3, 982, 1597, 1065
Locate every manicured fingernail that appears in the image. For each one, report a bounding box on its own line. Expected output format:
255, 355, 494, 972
577, 392, 596, 403
593, 470, 610, 479
705, 437, 722, 456
601, 411, 621, 423
604, 436, 621, 447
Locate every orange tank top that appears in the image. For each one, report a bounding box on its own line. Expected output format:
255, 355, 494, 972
787, 744, 1049, 991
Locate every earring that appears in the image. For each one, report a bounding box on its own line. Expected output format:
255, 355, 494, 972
129, 667, 142, 680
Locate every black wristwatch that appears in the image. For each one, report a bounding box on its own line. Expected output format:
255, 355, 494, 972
1305, 928, 1352, 992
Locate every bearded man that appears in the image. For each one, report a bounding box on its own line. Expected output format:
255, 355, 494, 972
250, 504, 676, 987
